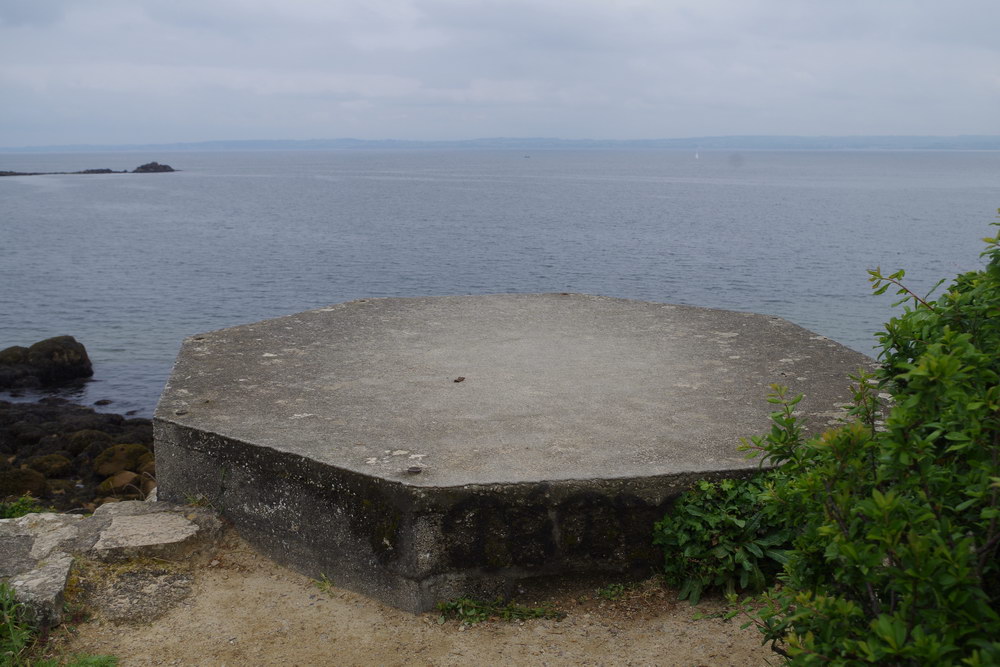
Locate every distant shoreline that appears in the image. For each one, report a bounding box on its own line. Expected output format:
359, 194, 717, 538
0, 161, 175, 176
3, 135, 1000, 153
0, 168, 129, 177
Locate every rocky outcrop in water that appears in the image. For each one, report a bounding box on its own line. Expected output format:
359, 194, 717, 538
0, 336, 93, 389
131, 162, 174, 173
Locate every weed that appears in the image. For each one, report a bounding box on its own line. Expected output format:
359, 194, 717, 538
183, 493, 210, 507
1, 583, 33, 666
0, 495, 49, 519
595, 582, 632, 601
436, 597, 565, 625
314, 574, 335, 595
33, 656, 118, 667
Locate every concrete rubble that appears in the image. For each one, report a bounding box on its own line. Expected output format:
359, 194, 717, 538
0, 500, 222, 627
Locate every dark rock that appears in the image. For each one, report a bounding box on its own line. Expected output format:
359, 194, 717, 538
0, 346, 29, 365
27, 454, 73, 478
132, 162, 174, 173
27, 336, 93, 383
94, 399, 113, 406
0, 468, 49, 498
0, 400, 154, 510
8, 424, 46, 449
0, 336, 92, 389
113, 421, 154, 447
23, 434, 66, 459
65, 429, 113, 456
93, 444, 150, 477
60, 411, 123, 433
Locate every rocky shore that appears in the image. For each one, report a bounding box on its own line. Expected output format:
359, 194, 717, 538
0, 399, 155, 511
1, 336, 155, 511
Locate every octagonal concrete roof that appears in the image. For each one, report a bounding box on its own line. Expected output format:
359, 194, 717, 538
156, 294, 876, 487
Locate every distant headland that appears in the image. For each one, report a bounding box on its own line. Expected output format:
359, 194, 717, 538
2, 136, 1000, 153
0, 161, 175, 176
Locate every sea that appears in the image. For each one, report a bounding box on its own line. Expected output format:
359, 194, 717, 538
2, 148, 999, 417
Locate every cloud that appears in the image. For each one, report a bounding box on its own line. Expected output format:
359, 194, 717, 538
1, 0, 999, 144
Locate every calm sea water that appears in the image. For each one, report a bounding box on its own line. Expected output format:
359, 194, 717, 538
2, 149, 998, 416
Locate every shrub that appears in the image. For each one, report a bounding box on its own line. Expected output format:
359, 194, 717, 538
658, 218, 1000, 664
652, 472, 791, 604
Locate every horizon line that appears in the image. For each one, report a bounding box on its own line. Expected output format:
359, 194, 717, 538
4, 133, 1000, 153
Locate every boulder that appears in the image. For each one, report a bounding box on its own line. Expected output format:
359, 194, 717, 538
27, 336, 93, 383
0, 336, 93, 388
0, 468, 49, 498
93, 444, 150, 477
97, 470, 140, 495
0, 346, 29, 366
26, 454, 73, 478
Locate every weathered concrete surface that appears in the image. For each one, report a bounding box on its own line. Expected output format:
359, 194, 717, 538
0, 501, 222, 627
154, 294, 877, 612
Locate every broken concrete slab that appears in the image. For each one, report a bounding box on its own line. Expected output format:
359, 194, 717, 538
154, 294, 878, 612
8, 554, 75, 629
89, 500, 223, 562
0, 501, 223, 627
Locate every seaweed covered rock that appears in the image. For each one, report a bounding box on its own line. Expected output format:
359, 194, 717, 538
0, 399, 154, 510
94, 444, 150, 477
0, 468, 48, 498
0, 336, 93, 388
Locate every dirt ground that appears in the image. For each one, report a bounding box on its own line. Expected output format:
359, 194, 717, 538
48, 530, 779, 667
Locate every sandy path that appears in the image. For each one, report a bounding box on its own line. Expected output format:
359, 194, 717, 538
53, 531, 777, 666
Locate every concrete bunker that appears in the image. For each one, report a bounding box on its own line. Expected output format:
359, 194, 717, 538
154, 294, 876, 612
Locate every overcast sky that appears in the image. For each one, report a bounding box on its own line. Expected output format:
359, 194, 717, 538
2, 1, 998, 146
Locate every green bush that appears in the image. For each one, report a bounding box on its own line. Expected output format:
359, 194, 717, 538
652, 472, 791, 604
657, 219, 1000, 664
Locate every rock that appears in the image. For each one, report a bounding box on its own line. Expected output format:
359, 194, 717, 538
0, 401, 154, 511
26, 454, 73, 477
65, 429, 113, 456
0, 502, 224, 627
137, 453, 156, 478
0, 512, 85, 627
9, 554, 75, 628
132, 162, 174, 173
26, 336, 93, 383
93, 443, 150, 477
91, 512, 201, 561
0, 336, 92, 388
0, 468, 49, 498
97, 470, 139, 495
140, 476, 157, 497
0, 345, 29, 365
84, 567, 193, 624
